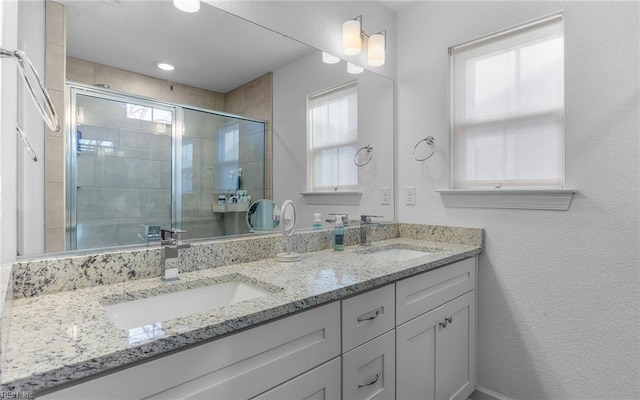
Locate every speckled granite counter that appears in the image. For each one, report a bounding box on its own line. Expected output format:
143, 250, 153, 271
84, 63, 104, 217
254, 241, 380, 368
1, 225, 482, 396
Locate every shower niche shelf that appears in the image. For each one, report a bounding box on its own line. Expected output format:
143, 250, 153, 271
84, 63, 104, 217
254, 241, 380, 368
212, 203, 250, 213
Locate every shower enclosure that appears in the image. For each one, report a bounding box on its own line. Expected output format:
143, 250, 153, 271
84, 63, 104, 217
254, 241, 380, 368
66, 84, 265, 251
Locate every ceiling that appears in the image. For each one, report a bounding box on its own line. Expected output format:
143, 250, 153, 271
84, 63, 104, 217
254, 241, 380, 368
61, 0, 314, 93
379, 0, 414, 12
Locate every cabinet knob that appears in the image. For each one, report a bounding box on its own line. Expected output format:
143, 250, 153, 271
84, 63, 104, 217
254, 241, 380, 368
439, 317, 453, 328
358, 371, 382, 388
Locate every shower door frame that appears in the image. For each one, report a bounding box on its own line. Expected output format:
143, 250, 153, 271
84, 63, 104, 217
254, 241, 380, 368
65, 83, 184, 251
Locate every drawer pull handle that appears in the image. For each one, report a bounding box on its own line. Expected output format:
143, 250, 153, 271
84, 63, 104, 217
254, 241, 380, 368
357, 308, 382, 322
358, 371, 382, 388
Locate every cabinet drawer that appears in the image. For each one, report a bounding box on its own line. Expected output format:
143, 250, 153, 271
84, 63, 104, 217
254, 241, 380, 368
396, 257, 475, 325
41, 302, 340, 400
252, 357, 341, 400
342, 330, 395, 400
342, 284, 395, 352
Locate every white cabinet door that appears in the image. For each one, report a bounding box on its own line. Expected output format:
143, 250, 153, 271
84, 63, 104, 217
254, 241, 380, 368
435, 291, 475, 400
396, 291, 475, 400
252, 357, 341, 400
396, 302, 438, 400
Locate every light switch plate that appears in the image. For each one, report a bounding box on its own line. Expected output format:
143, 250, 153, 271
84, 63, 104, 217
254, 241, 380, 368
381, 187, 391, 205
405, 186, 416, 205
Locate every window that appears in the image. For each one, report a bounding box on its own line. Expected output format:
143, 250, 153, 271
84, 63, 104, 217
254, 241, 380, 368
307, 82, 358, 191
126, 104, 173, 124
216, 123, 240, 192
451, 13, 564, 189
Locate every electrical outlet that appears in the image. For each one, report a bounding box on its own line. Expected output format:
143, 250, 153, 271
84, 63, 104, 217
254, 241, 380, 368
381, 187, 391, 205
405, 186, 416, 205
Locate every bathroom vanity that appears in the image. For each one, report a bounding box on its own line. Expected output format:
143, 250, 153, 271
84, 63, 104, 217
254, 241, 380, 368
1, 224, 482, 399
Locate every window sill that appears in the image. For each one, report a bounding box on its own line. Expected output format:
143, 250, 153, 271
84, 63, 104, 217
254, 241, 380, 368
299, 191, 362, 205
436, 188, 576, 210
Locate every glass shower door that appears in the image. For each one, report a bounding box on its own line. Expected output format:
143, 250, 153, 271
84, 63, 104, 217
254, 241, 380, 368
68, 88, 176, 250
180, 108, 265, 238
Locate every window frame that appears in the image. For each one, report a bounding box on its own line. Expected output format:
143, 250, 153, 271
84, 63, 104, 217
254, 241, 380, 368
216, 122, 240, 193
441, 11, 575, 210
449, 11, 566, 190
306, 80, 359, 192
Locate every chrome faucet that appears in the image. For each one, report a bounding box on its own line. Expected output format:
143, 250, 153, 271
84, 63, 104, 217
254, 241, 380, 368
360, 215, 383, 246
160, 228, 190, 282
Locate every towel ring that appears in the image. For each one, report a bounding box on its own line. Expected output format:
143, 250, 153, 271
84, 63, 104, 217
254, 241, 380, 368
354, 144, 373, 166
413, 136, 436, 161
1, 47, 60, 132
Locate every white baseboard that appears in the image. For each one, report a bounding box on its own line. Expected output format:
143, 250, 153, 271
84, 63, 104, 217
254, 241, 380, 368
472, 385, 514, 400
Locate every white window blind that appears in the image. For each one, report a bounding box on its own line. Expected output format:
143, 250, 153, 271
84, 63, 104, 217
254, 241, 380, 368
307, 82, 358, 191
216, 123, 239, 192
451, 13, 564, 189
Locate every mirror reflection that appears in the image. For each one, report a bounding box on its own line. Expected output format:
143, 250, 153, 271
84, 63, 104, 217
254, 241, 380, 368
246, 200, 280, 232
69, 86, 266, 250
17, 0, 395, 256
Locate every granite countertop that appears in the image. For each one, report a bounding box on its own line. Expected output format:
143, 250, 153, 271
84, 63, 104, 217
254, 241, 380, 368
1, 238, 481, 395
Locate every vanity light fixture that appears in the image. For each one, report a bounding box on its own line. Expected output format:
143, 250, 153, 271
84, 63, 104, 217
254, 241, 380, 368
173, 0, 200, 13
367, 31, 386, 67
322, 52, 341, 64
342, 16, 387, 67
347, 62, 364, 74
156, 62, 175, 71
343, 17, 363, 55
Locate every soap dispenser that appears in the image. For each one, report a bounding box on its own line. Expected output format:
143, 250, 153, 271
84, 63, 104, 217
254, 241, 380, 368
333, 219, 345, 251
312, 213, 322, 229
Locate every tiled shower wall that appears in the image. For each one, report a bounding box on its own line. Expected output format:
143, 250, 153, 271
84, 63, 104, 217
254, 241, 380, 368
44, 0, 66, 252
66, 57, 226, 111
225, 74, 273, 200
45, 0, 273, 251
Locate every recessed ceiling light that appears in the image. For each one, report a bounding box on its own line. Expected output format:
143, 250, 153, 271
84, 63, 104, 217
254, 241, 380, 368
347, 62, 364, 74
173, 0, 200, 13
156, 62, 175, 71
322, 52, 340, 64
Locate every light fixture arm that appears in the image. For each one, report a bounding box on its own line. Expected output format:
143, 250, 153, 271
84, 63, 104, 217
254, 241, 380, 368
346, 16, 386, 42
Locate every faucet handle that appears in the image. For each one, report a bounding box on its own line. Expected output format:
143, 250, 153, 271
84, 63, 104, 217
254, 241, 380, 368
329, 213, 349, 222
360, 215, 384, 223
161, 227, 187, 241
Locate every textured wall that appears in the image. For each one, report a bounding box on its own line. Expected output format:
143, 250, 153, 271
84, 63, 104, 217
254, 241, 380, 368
396, 2, 639, 399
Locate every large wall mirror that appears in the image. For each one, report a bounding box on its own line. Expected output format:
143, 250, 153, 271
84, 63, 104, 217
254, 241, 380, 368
17, 0, 394, 257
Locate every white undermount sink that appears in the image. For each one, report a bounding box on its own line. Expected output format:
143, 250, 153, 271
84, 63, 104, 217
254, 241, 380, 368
104, 279, 273, 330
365, 248, 432, 261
